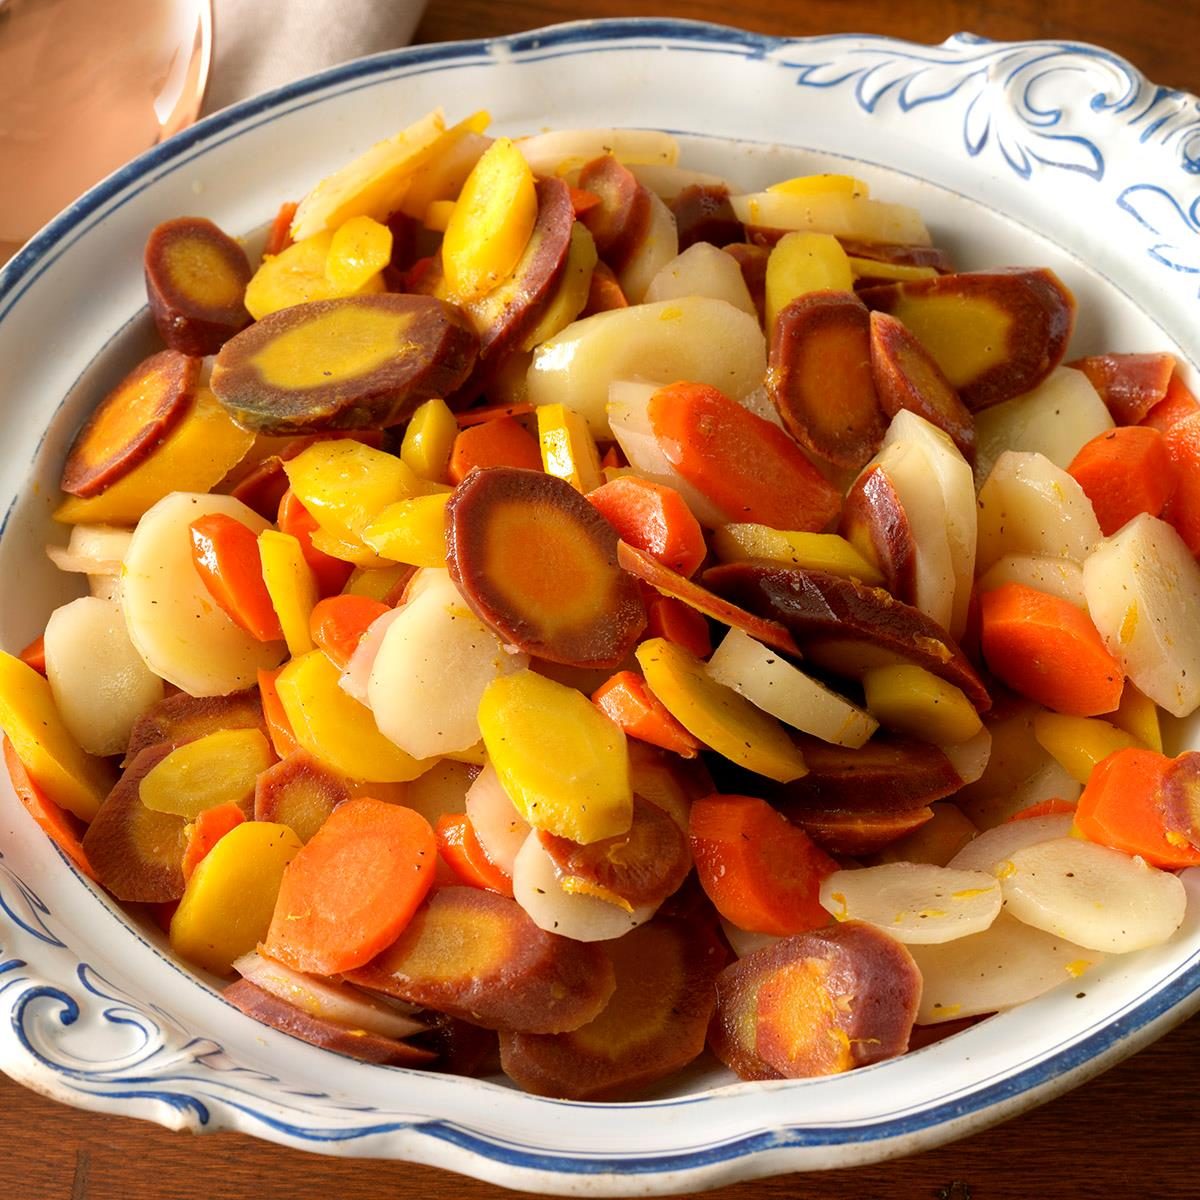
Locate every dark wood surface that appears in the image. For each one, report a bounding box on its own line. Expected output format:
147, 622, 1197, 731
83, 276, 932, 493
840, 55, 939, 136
4, 3, 1198, 1197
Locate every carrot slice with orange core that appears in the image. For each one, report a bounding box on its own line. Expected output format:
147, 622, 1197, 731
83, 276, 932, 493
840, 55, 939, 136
448, 417, 543, 483
60, 350, 199, 498
189, 513, 284, 642
310, 594, 390, 671
1069, 353, 1175, 425
435, 813, 514, 897
3, 737, 96, 880
1067, 426, 1175, 536
592, 670, 701, 759
447, 467, 645, 668
589, 475, 706, 577
648, 381, 842, 531
181, 802, 245, 881
264, 797, 437, 975
1074, 747, 1200, 868
689, 793, 837, 936
980, 583, 1123, 716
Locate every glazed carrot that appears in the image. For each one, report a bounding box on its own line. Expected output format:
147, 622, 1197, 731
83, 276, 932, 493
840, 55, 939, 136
1162, 413, 1200, 554
189, 513, 284, 642
592, 670, 702, 758
980, 583, 1123, 717
257, 667, 300, 758
18, 635, 46, 676
568, 185, 602, 216
689, 793, 837, 936
582, 260, 628, 315
644, 593, 712, 659
264, 797, 437, 975
151, 900, 179, 934
264, 200, 298, 257
1066, 426, 1175, 536
1140, 372, 1200, 434
231, 455, 290, 520
310, 595, 390, 671
1007, 798, 1078, 822
588, 476, 707, 577
181, 802, 246, 881
435, 813, 514, 897
2, 737, 96, 880
456, 402, 536, 427
277, 488, 354, 597
1074, 747, 1200, 869
599, 444, 625, 471
647, 381, 842, 531
1069, 353, 1174, 425
448, 417, 543, 484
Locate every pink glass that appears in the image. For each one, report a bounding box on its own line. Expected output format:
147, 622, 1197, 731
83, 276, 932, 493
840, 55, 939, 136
0, 0, 213, 261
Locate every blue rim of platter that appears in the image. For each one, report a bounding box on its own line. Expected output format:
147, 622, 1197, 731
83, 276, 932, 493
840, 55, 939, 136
2, 16, 1199, 1185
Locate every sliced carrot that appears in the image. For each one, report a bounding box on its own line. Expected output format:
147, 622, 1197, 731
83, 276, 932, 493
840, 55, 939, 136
689, 793, 837, 936
582, 260, 628, 315
644, 594, 712, 659
1068, 353, 1175, 425
264, 200, 298, 257
231, 454, 290, 520
592, 670, 702, 758
456, 402, 537, 427
189, 513, 284, 642
18, 635, 46, 676
647, 381, 841, 531
180, 802, 246, 881
568, 185, 602, 216
310, 595, 390, 671
980, 583, 1123, 717
588, 475, 707, 577
2, 737, 96, 880
264, 797, 437, 975
1074, 747, 1200, 869
1140, 372, 1200, 434
257, 667, 300, 758
1066, 426, 1175, 536
448, 417, 543, 484
151, 900, 179, 933
1007, 798, 1077, 822
599, 444, 625, 471
1162, 412, 1200, 555
435, 813, 514, 897
277, 488, 354, 597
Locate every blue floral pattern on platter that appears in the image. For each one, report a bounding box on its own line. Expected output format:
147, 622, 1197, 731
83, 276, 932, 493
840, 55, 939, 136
1, 19, 1198, 1195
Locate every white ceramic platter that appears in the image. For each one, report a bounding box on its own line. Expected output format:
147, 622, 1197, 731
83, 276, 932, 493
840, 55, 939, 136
1, 18, 1198, 1196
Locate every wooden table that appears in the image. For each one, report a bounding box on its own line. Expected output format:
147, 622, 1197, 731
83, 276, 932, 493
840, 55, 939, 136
5, 3, 1198, 1197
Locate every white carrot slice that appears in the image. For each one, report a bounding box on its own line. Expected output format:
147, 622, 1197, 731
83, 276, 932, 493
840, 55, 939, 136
820, 863, 1002, 944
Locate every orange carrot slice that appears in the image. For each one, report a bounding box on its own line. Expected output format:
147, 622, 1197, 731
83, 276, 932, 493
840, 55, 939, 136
643, 594, 712, 659
689, 793, 837, 936
189, 513, 284, 642
18, 635, 46, 676
980, 583, 1123, 716
264, 797, 437, 975
448, 417, 543, 484
276, 489, 354, 597
1162, 412, 1200, 554
1067, 426, 1175, 536
435, 813, 514, 897
1075, 747, 1200, 868
257, 667, 300, 759
264, 201, 298, 257
3, 737, 96, 880
592, 670, 702, 758
648, 381, 842, 531
310, 595, 390, 671
589, 475, 707, 577
181, 802, 246, 881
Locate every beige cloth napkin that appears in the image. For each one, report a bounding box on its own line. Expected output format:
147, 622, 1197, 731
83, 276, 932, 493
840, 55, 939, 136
202, 0, 428, 114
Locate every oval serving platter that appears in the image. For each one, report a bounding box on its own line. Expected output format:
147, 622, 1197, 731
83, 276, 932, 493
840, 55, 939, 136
0, 18, 1198, 1196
